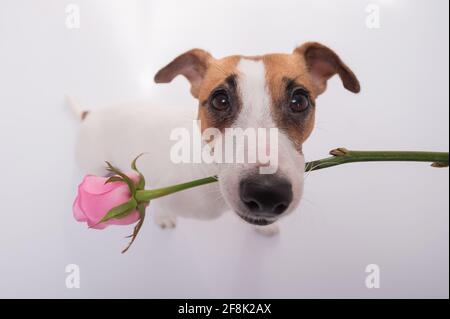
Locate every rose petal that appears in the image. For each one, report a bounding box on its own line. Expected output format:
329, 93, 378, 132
80, 175, 121, 195
72, 195, 87, 222
78, 185, 129, 223
80, 173, 140, 195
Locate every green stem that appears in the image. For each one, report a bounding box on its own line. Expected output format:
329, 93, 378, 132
135, 176, 218, 202
135, 148, 449, 202
305, 148, 449, 172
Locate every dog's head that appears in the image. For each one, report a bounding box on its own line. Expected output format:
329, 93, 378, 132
155, 42, 360, 226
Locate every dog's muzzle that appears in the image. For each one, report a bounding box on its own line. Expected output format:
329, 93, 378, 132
238, 175, 293, 224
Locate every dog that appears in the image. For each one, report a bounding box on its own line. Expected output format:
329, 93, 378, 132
73, 42, 360, 235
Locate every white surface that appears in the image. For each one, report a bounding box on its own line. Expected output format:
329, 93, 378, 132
0, 0, 448, 298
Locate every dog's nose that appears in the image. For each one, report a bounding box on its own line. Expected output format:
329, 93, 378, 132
239, 175, 293, 217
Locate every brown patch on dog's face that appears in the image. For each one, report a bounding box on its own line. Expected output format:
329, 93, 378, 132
261, 43, 360, 150
154, 50, 243, 133
263, 53, 317, 151
196, 56, 242, 132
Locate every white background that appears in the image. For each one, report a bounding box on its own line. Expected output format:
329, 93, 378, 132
0, 0, 448, 298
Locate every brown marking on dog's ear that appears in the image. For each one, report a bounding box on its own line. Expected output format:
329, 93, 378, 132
154, 49, 213, 98
294, 42, 360, 95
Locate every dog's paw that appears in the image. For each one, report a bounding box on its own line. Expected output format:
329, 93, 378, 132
153, 212, 177, 229
254, 223, 279, 237
152, 209, 177, 230
154, 216, 177, 229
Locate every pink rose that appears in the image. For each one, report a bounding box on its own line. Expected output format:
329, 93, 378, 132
73, 173, 140, 229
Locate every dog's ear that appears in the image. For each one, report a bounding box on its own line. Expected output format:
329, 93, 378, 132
294, 42, 360, 95
154, 49, 213, 98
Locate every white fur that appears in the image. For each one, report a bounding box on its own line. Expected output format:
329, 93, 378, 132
217, 59, 305, 229
255, 223, 280, 236
234, 59, 273, 130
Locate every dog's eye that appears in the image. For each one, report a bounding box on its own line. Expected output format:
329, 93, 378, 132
211, 91, 230, 111
289, 89, 310, 113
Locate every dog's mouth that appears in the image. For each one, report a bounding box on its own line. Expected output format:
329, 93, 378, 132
237, 213, 276, 226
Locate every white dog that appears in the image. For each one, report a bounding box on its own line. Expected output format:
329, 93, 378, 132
73, 42, 360, 235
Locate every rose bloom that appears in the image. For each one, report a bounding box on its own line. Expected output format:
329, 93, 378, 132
73, 173, 140, 229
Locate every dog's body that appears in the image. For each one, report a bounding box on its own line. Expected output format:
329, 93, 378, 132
74, 42, 360, 233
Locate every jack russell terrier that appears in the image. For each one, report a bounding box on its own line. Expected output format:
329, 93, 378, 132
73, 42, 360, 235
